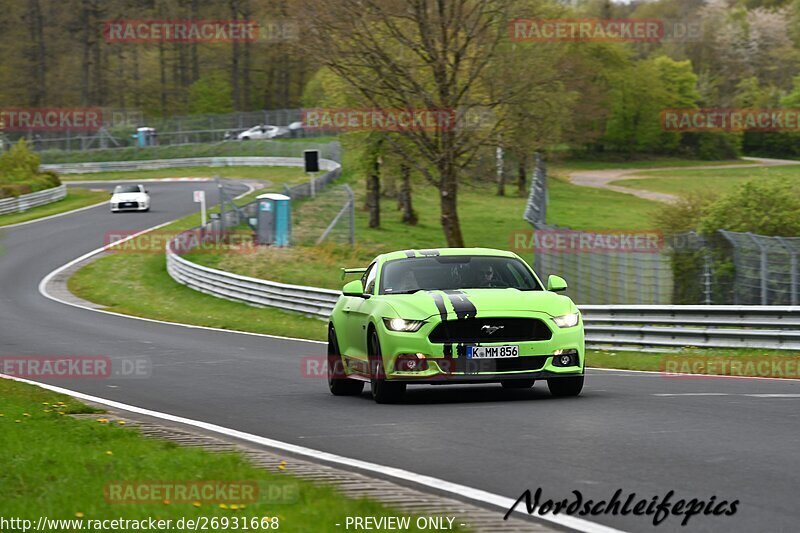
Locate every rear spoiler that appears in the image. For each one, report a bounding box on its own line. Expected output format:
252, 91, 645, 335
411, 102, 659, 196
341, 267, 367, 280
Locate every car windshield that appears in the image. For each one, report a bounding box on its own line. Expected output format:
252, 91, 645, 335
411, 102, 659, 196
380, 255, 541, 294
113, 185, 141, 194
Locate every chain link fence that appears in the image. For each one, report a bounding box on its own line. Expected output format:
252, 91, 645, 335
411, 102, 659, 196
6, 109, 331, 152
523, 158, 799, 305
213, 160, 354, 248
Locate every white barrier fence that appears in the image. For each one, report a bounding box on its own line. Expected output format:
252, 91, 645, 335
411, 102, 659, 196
42, 157, 340, 175
0, 185, 67, 216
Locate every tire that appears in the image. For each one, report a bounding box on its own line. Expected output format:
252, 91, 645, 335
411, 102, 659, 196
327, 326, 364, 396
368, 330, 406, 404
547, 376, 584, 397
501, 379, 535, 389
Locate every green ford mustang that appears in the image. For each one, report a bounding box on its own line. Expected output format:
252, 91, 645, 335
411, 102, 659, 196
328, 248, 584, 403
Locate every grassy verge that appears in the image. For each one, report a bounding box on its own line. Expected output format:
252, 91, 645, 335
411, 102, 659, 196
39, 138, 338, 164
0, 188, 108, 227
611, 164, 800, 197
188, 174, 660, 291
60, 166, 309, 183
0, 378, 457, 531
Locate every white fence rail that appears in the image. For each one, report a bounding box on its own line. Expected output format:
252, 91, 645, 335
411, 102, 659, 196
166, 242, 800, 349
42, 157, 340, 175
167, 249, 340, 319
0, 184, 67, 215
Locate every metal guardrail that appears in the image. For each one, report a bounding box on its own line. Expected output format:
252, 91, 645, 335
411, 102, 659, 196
580, 305, 800, 350
42, 156, 340, 175
166, 244, 800, 349
0, 184, 67, 215
167, 247, 340, 319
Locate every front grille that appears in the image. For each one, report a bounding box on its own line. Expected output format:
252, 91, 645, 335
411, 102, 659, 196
428, 318, 552, 344
438, 355, 549, 374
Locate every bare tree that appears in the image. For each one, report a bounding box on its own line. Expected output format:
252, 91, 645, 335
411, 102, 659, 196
298, 0, 516, 247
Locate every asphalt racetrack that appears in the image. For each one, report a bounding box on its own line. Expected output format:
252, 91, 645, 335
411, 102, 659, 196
1, 181, 798, 533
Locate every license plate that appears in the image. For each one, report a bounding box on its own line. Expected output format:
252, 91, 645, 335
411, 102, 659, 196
467, 345, 519, 359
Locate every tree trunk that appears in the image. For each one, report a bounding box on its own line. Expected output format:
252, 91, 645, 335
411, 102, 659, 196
439, 158, 464, 247
241, 0, 252, 109
398, 163, 417, 225
496, 144, 505, 196
80, 0, 90, 105
517, 156, 527, 196
366, 154, 381, 228
230, 0, 240, 111
158, 41, 167, 114
28, 0, 47, 106
190, 0, 199, 82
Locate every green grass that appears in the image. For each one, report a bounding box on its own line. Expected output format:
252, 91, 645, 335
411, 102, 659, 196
39, 138, 338, 164
61, 166, 309, 183
69, 244, 328, 343
0, 188, 108, 227
0, 379, 458, 532
587, 347, 800, 377
612, 164, 800, 198
189, 174, 660, 291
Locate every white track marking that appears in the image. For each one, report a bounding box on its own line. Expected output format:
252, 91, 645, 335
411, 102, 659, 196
37, 182, 325, 346
654, 393, 800, 398
589, 367, 800, 383
1, 372, 627, 533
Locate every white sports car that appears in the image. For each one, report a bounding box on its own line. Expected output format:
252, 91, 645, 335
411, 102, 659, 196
237, 125, 281, 140
110, 184, 150, 213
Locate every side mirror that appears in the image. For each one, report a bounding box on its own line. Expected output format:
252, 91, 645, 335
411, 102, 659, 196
343, 279, 368, 298
547, 275, 568, 292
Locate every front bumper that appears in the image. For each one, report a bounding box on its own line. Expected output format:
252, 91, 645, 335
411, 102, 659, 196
375, 311, 585, 383
111, 203, 148, 212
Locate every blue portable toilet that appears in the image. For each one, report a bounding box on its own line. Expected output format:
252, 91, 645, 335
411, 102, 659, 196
136, 127, 157, 147
256, 193, 291, 246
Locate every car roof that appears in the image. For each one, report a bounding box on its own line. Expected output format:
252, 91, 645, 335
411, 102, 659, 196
375, 248, 519, 264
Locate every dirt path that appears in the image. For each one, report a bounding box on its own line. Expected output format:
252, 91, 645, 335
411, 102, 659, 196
567, 156, 800, 203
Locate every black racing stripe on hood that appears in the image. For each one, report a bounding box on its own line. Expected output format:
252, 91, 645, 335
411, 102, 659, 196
427, 291, 452, 359
443, 290, 477, 320
428, 291, 448, 320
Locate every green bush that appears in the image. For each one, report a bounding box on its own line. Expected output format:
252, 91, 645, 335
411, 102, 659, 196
699, 178, 800, 237
0, 139, 61, 198
659, 178, 800, 303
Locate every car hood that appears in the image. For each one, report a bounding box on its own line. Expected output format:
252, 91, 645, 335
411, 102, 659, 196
111, 193, 147, 202
383, 289, 576, 320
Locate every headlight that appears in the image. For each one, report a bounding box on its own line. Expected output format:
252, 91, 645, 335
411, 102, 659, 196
553, 312, 580, 328
383, 318, 425, 332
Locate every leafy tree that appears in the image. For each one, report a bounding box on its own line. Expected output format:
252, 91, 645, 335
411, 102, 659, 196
188, 74, 234, 114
